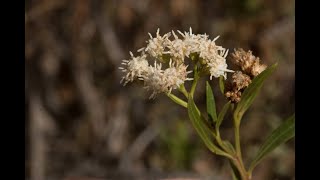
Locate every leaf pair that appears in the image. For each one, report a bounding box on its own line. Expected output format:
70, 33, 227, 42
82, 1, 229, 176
188, 97, 230, 157
186, 82, 234, 159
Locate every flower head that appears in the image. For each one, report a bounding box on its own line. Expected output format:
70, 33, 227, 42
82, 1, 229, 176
143, 60, 192, 99
232, 71, 252, 91
142, 62, 167, 98
120, 27, 234, 98
145, 28, 171, 58
224, 49, 268, 103
119, 51, 149, 85
199, 38, 233, 79
165, 31, 186, 63
231, 48, 267, 77
163, 60, 193, 93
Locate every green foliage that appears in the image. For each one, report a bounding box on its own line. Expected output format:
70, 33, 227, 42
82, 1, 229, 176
234, 63, 278, 123
249, 114, 295, 172
219, 75, 225, 94
206, 81, 218, 123
188, 97, 230, 157
217, 101, 231, 129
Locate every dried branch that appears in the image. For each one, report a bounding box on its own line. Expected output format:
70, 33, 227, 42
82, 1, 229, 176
29, 96, 56, 180
119, 122, 161, 172
94, 11, 126, 78
70, 0, 108, 139
25, 0, 66, 24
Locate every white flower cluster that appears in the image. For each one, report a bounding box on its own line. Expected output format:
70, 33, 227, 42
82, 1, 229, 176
119, 28, 233, 98
142, 60, 192, 98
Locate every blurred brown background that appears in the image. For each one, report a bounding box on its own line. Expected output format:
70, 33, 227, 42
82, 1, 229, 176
25, 0, 295, 179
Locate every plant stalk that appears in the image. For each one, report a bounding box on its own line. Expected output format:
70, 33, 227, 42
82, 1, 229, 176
232, 155, 251, 180
233, 116, 251, 180
178, 84, 189, 99
166, 93, 188, 108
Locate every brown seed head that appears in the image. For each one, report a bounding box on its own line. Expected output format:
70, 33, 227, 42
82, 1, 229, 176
225, 90, 241, 103
231, 48, 267, 77
232, 71, 251, 91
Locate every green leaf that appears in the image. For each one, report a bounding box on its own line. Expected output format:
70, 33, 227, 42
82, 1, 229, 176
188, 97, 229, 157
217, 101, 231, 129
249, 114, 295, 172
219, 75, 225, 94
234, 63, 278, 122
223, 140, 236, 154
206, 81, 218, 123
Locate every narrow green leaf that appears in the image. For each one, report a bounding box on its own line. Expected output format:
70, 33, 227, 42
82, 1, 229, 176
223, 140, 236, 154
188, 97, 229, 157
219, 75, 225, 94
217, 101, 231, 129
206, 81, 218, 123
234, 63, 278, 121
249, 114, 295, 172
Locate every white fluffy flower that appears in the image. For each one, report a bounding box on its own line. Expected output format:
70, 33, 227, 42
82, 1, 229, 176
120, 27, 235, 98
163, 60, 193, 93
143, 60, 192, 98
166, 28, 209, 62
142, 62, 167, 99
145, 28, 171, 58
178, 27, 209, 55
119, 51, 149, 85
198, 37, 233, 79
165, 31, 186, 63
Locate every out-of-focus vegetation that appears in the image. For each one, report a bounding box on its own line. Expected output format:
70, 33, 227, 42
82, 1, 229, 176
25, 0, 294, 179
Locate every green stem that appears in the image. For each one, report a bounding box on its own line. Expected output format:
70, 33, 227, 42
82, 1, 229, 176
232, 155, 250, 180
214, 128, 237, 156
219, 151, 235, 160
166, 93, 187, 108
214, 127, 224, 149
233, 116, 250, 180
178, 84, 189, 98
190, 68, 200, 98
235, 123, 242, 158
216, 132, 232, 154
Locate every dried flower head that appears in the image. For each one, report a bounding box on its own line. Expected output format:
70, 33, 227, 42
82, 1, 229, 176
224, 71, 252, 103
251, 60, 267, 77
225, 90, 242, 103
231, 48, 267, 77
232, 71, 252, 90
